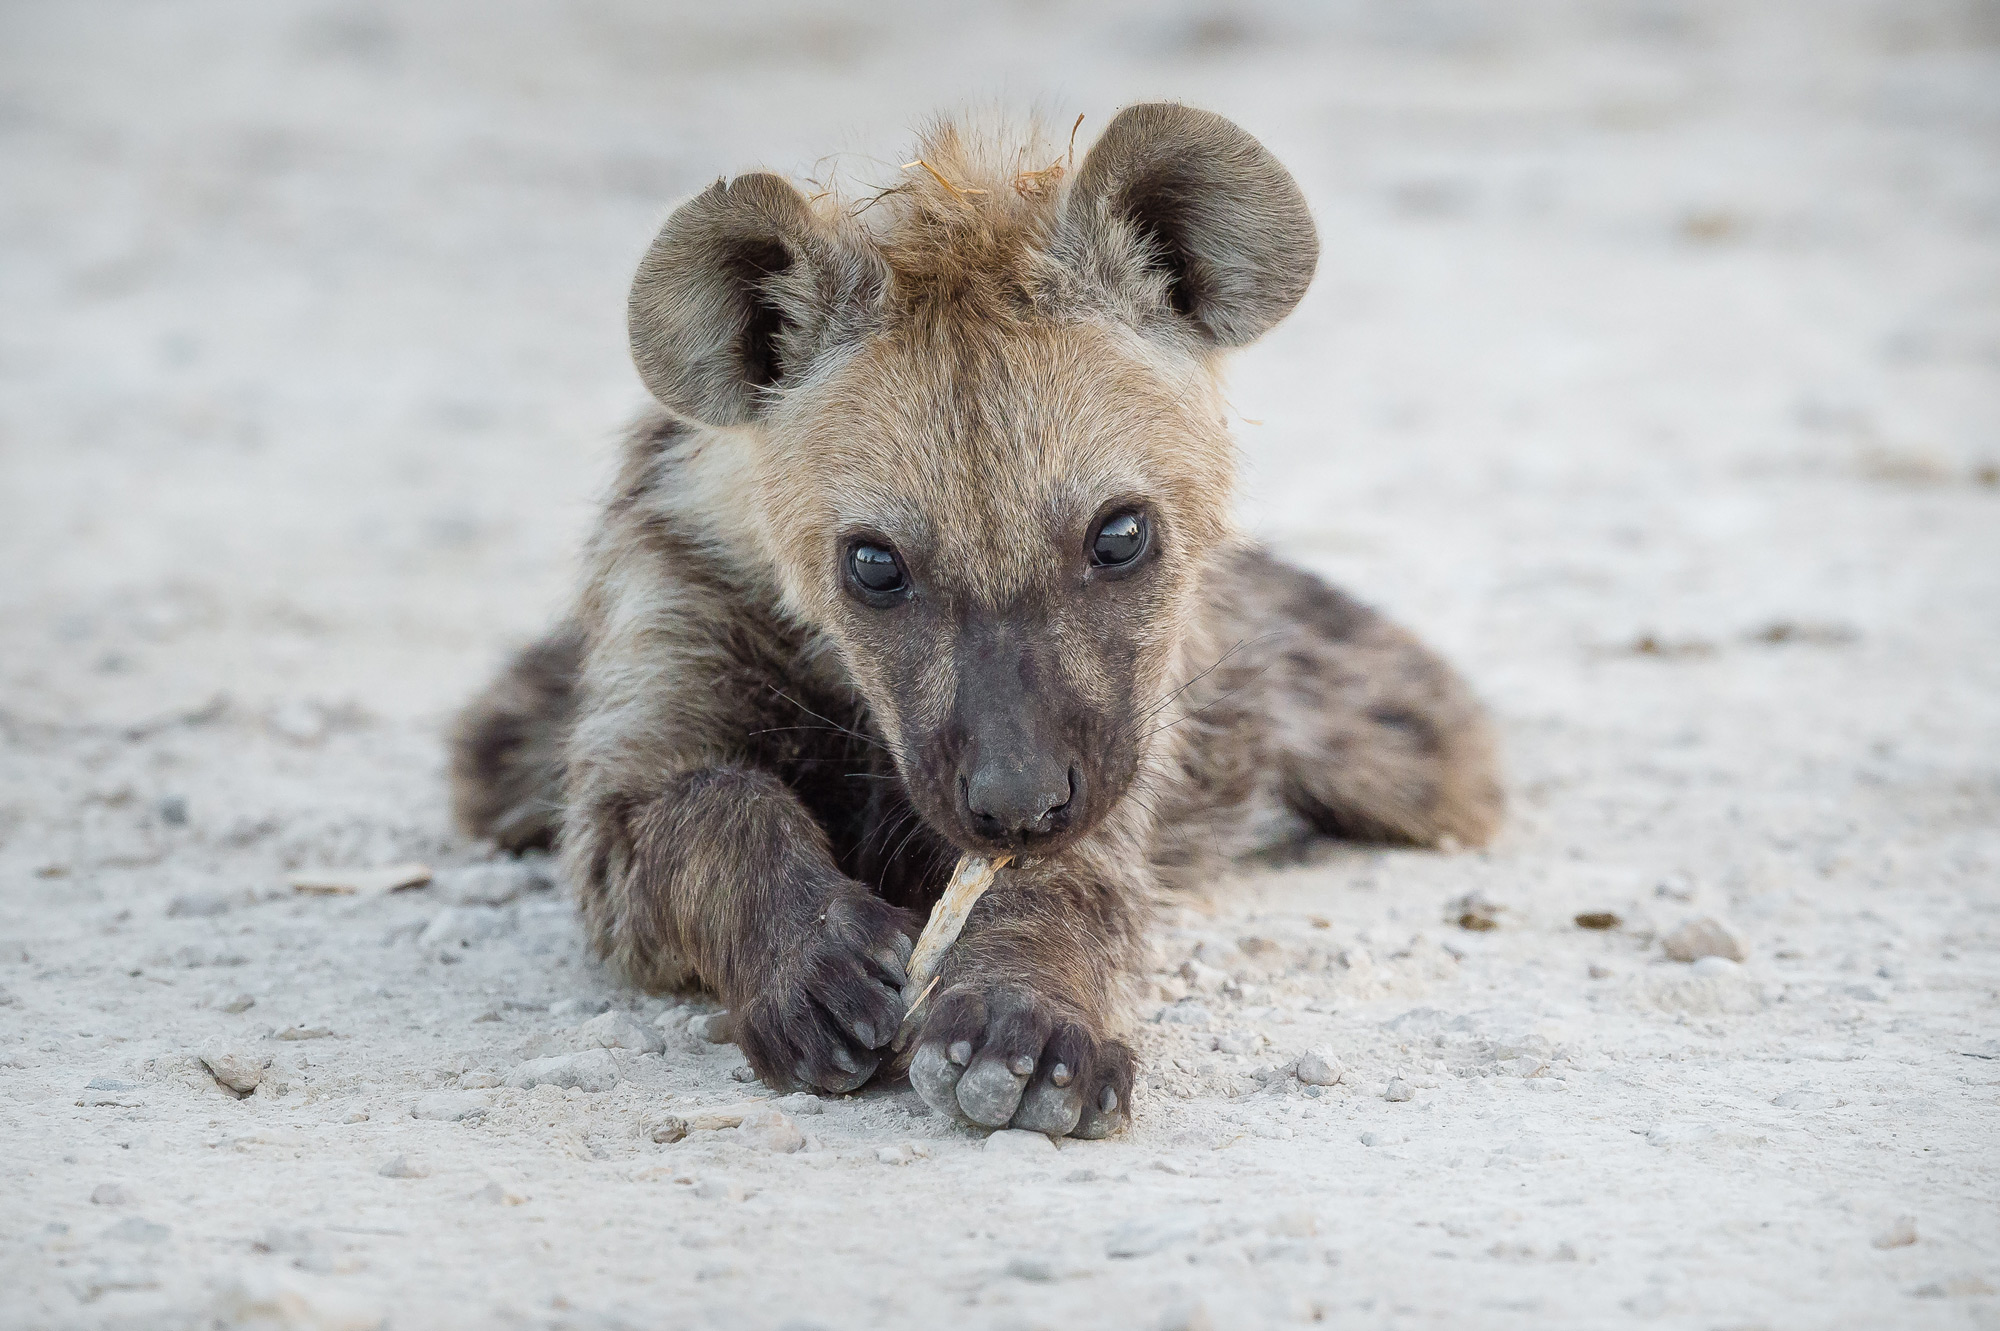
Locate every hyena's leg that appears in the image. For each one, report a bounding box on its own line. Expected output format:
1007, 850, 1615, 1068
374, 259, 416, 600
903, 852, 1143, 1139
1236, 552, 1503, 847
566, 769, 916, 1093
448, 624, 584, 852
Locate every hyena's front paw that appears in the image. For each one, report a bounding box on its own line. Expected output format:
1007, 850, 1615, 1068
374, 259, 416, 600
735, 893, 914, 1095
907, 984, 1134, 1138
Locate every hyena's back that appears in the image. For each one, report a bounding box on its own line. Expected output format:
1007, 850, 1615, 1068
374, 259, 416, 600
448, 622, 582, 852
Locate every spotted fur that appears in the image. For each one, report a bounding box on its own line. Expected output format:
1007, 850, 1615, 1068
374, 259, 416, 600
450, 105, 1502, 1133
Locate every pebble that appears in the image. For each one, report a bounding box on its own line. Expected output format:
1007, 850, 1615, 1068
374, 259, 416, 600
1588, 964, 1615, 980
734, 1108, 804, 1153
1295, 1048, 1345, 1087
458, 1070, 503, 1088
1384, 1079, 1415, 1102
985, 1128, 1059, 1156
1213, 1029, 1262, 1056
1574, 911, 1622, 931
341, 1111, 369, 1124
433, 858, 555, 907
773, 1092, 824, 1116
418, 905, 513, 950
216, 1273, 384, 1331
199, 1049, 269, 1094
471, 1171, 529, 1205
377, 1154, 431, 1179
79, 1077, 144, 1107
101, 1216, 170, 1243
274, 1022, 336, 1041
574, 1011, 665, 1054
1662, 916, 1747, 964
647, 1115, 690, 1144
221, 993, 256, 1013
504, 1049, 621, 1093
1691, 956, 1740, 978
548, 998, 611, 1019
1156, 1001, 1213, 1026
1871, 1214, 1918, 1249
90, 1184, 133, 1206
411, 1091, 489, 1122
687, 1012, 733, 1043
693, 1177, 747, 1201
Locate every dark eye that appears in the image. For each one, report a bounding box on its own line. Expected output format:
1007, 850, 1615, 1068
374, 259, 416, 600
847, 542, 908, 597
1089, 510, 1149, 568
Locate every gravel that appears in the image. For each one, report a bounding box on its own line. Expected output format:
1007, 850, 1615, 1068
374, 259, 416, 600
1384, 1080, 1415, 1102
573, 1010, 665, 1054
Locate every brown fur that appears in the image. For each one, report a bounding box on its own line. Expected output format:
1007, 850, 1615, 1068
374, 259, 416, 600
449, 105, 1502, 1135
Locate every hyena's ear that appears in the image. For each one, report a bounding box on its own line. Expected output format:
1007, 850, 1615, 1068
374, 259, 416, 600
629, 173, 883, 426
1065, 103, 1317, 348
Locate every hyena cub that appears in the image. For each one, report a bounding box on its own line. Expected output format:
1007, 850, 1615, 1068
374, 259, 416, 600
451, 104, 1501, 1138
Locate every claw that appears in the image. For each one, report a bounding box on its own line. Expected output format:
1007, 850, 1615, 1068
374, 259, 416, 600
947, 1040, 973, 1066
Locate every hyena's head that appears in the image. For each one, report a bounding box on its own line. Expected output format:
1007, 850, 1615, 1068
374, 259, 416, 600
628, 105, 1316, 858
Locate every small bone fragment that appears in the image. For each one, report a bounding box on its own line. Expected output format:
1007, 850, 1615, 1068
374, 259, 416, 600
290, 863, 432, 896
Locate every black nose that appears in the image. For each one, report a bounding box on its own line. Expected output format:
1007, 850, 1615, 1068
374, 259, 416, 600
963, 761, 1075, 839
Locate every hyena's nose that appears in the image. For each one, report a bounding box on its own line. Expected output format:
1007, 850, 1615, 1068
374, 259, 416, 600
963, 760, 1076, 840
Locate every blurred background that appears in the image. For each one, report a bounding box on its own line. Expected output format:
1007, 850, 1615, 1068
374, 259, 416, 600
1, 0, 1996, 866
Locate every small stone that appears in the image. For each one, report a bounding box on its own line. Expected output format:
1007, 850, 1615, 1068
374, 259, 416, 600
90, 1184, 133, 1206
273, 1022, 336, 1041
79, 1077, 144, 1107
341, 1111, 369, 1124
1156, 1001, 1212, 1026
158, 795, 189, 826
687, 1012, 733, 1043
432, 858, 555, 907
547, 997, 611, 1018
986, 1128, 1058, 1156
200, 1049, 269, 1094
876, 1143, 917, 1166
574, 1011, 666, 1055
471, 1171, 528, 1205
458, 1071, 503, 1089
1588, 964, 1615, 980
1454, 892, 1504, 931
734, 1108, 804, 1153
1384, 1079, 1415, 1102
1359, 1131, 1378, 1146
411, 1091, 489, 1122
1872, 1214, 1918, 1249
504, 1049, 621, 1093
101, 1216, 169, 1243
1158, 1299, 1215, 1331
1213, 1029, 1261, 1056
1913, 1276, 1996, 1298
729, 1065, 758, 1082
1662, 917, 1745, 964
417, 905, 512, 950
1295, 1048, 1345, 1087
1574, 911, 1621, 930
648, 1115, 690, 1144
1691, 955, 1740, 977
221, 993, 256, 1013
377, 1154, 430, 1178
773, 1092, 824, 1116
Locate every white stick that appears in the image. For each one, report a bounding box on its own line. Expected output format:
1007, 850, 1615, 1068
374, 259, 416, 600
892, 853, 1010, 1049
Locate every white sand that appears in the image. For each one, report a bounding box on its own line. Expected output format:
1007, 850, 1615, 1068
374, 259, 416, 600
2, 2, 1997, 1327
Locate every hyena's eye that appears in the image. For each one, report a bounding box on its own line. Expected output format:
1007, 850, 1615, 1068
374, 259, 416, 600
846, 541, 910, 601
1089, 510, 1149, 569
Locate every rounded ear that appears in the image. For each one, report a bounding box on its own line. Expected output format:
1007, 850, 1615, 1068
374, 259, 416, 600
1065, 103, 1318, 348
628, 173, 882, 426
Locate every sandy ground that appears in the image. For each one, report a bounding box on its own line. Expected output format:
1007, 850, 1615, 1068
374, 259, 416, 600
3, 2, 1998, 1328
